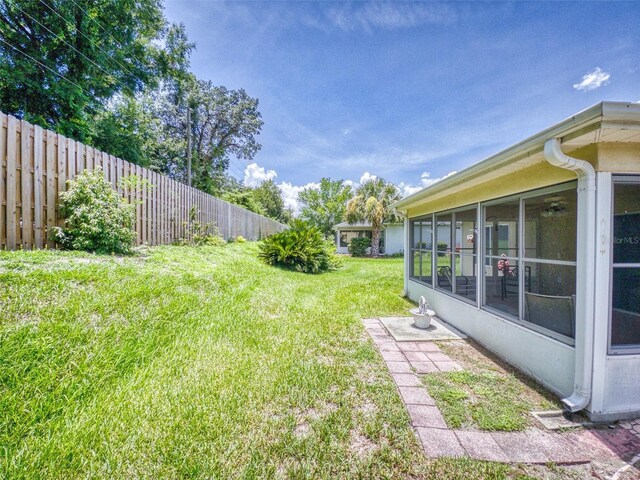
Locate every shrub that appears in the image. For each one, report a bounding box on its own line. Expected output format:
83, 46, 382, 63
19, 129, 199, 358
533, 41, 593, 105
437, 241, 448, 257
176, 206, 226, 247
234, 235, 247, 243
52, 170, 136, 254
258, 220, 341, 273
348, 236, 371, 257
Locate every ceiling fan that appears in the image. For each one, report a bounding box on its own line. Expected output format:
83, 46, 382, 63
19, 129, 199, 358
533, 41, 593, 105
541, 196, 568, 218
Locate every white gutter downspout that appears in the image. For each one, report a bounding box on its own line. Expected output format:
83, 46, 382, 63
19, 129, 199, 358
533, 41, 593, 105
544, 138, 596, 412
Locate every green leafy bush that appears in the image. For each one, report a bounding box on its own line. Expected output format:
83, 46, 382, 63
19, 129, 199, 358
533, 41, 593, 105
234, 235, 247, 243
437, 241, 448, 257
52, 170, 136, 254
175, 206, 226, 247
348, 237, 371, 257
258, 220, 341, 273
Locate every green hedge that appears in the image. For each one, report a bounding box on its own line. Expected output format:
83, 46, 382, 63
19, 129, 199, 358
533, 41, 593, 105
348, 237, 371, 257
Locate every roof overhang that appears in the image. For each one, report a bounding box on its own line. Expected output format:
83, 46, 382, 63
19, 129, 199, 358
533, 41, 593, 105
333, 222, 371, 230
393, 101, 640, 212
333, 222, 403, 230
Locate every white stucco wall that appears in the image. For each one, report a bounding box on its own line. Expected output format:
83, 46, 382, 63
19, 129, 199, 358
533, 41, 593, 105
598, 356, 640, 420
384, 225, 404, 255
335, 225, 405, 255
407, 281, 576, 397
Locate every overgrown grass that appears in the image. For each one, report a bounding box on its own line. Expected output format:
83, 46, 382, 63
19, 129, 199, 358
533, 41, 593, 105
0, 244, 567, 478
423, 371, 533, 431
423, 341, 559, 432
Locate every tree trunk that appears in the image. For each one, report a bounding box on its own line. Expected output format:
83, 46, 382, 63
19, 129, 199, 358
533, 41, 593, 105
371, 227, 381, 256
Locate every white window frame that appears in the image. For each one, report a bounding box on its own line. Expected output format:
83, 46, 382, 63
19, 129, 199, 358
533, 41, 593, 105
406, 181, 579, 346
480, 182, 578, 345
608, 175, 640, 355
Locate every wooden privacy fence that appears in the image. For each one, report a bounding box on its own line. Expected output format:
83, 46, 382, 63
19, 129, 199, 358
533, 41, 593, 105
0, 112, 286, 250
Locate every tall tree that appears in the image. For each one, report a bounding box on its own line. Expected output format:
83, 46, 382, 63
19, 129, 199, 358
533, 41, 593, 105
298, 178, 353, 238
220, 176, 265, 216
345, 178, 402, 256
222, 188, 266, 216
253, 180, 286, 221
189, 82, 263, 196
91, 93, 159, 167
0, 1, 263, 203
91, 23, 195, 166
147, 80, 263, 195
0, 0, 171, 140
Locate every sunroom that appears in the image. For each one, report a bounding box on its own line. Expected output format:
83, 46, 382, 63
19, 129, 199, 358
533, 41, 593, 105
394, 102, 640, 421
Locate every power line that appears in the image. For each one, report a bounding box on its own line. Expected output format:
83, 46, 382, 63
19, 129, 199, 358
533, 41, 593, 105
36, 0, 136, 79
230, 167, 246, 181
228, 159, 249, 180
15, 3, 137, 98
223, 160, 243, 179
0, 36, 91, 98
65, 0, 152, 71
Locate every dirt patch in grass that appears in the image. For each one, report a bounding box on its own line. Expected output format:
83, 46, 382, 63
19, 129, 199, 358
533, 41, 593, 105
292, 401, 340, 439
422, 339, 560, 431
294, 421, 311, 439
349, 430, 378, 457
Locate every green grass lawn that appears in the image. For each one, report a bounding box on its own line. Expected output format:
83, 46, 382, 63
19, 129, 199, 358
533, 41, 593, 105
0, 244, 562, 479
424, 341, 560, 432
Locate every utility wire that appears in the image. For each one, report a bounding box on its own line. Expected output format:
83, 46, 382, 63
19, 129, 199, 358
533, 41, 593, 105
230, 165, 247, 181
65, 0, 152, 71
0, 36, 91, 98
36, 0, 136, 80
1, 38, 203, 191
230, 162, 248, 181
15, 3, 137, 98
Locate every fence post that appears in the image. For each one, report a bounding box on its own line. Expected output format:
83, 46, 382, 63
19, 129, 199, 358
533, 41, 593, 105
21, 120, 33, 249
0, 113, 6, 249
33, 125, 44, 248
46, 130, 56, 248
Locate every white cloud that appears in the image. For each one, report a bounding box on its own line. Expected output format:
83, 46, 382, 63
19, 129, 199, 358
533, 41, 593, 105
398, 171, 457, 198
243, 162, 277, 187
245, 165, 457, 216
278, 181, 320, 214
242, 162, 321, 214
359, 172, 377, 184
326, 2, 457, 32
573, 67, 611, 92
398, 183, 423, 197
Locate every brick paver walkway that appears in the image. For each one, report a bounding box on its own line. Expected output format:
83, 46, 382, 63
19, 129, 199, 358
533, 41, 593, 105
620, 418, 640, 440
363, 318, 640, 467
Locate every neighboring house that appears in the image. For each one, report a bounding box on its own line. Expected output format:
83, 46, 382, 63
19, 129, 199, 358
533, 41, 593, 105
393, 102, 640, 422
333, 221, 404, 255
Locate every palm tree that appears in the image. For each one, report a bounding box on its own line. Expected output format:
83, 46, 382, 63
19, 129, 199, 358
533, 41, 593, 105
345, 177, 402, 256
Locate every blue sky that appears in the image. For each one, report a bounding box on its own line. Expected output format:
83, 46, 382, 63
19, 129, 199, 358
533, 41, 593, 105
164, 1, 640, 210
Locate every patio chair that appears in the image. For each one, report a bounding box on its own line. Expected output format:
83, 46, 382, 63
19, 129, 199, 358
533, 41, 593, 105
438, 266, 474, 295
437, 265, 453, 289
525, 292, 575, 338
